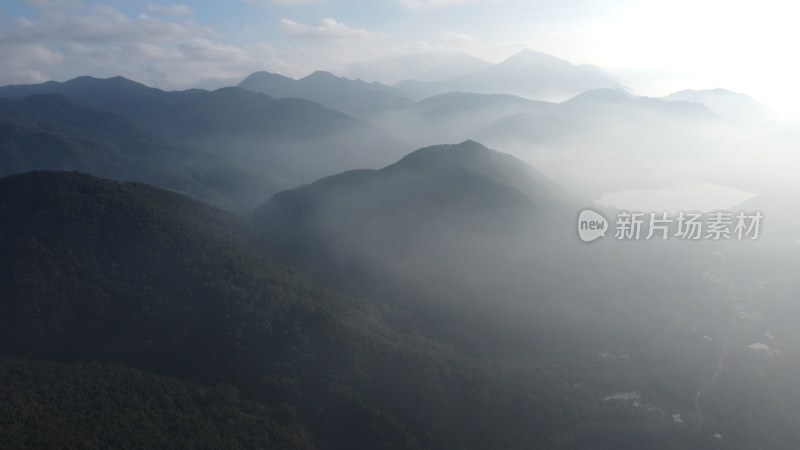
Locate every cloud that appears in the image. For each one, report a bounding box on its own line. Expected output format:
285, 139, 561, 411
245, 0, 326, 5
179, 38, 251, 62
395, 0, 494, 10
0, 0, 481, 90
0, 2, 274, 89
146, 4, 193, 17
0, 43, 63, 84
0, 5, 208, 44
441, 31, 478, 48
280, 18, 385, 40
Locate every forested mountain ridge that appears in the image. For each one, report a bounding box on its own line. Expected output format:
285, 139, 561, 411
1, 170, 709, 449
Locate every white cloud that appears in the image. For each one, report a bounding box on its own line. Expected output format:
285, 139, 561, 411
0, 2, 272, 89
146, 4, 193, 17
441, 31, 477, 48
280, 18, 385, 40
179, 38, 251, 62
0, 5, 209, 44
244, 0, 326, 6
0, 43, 63, 84
395, 0, 494, 10
0, 2, 490, 89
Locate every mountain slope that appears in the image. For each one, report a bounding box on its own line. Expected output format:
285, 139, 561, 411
3, 169, 791, 448
239, 70, 413, 115
255, 141, 658, 353
1, 170, 671, 449
253, 141, 800, 448
0, 171, 420, 448
0, 94, 278, 210
0, 358, 312, 449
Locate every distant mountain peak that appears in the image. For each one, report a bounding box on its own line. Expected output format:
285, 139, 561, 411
498, 49, 578, 71
69, 75, 151, 89
670, 88, 742, 96
393, 49, 616, 100
303, 70, 340, 81
388, 140, 565, 201
395, 140, 493, 167
241, 71, 293, 81
663, 88, 765, 120
108, 75, 136, 83
238, 68, 412, 114
562, 87, 632, 105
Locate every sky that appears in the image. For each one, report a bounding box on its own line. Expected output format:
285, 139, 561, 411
1, 0, 799, 119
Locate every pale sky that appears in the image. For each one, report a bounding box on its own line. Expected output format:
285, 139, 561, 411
2, 0, 799, 119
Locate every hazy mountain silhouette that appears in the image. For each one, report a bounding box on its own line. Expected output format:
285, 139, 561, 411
664, 88, 767, 121
0, 94, 278, 210
239, 70, 412, 115
0, 76, 408, 188
556, 88, 715, 118
366, 92, 555, 148
255, 140, 572, 304
0, 75, 162, 112
254, 141, 708, 353
394, 49, 617, 100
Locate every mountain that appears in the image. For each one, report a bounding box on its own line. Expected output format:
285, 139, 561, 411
0, 76, 408, 188
393, 49, 617, 101
0, 75, 162, 113
0, 171, 415, 448
365, 92, 555, 148
253, 141, 692, 350
3, 165, 796, 447
239, 70, 413, 115
253, 142, 800, 447
2, 170, 701, 449
497, 49, 605, 74
361, 87, 719, 199
361, 87, 721, 198
556, 88, 715, 119
664, 88, 768, 121
0, 94, 278, 210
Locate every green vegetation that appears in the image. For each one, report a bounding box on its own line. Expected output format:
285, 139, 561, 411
0, 358, 312, 449
0, 170, 726, 449
1, 158, 797, 448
